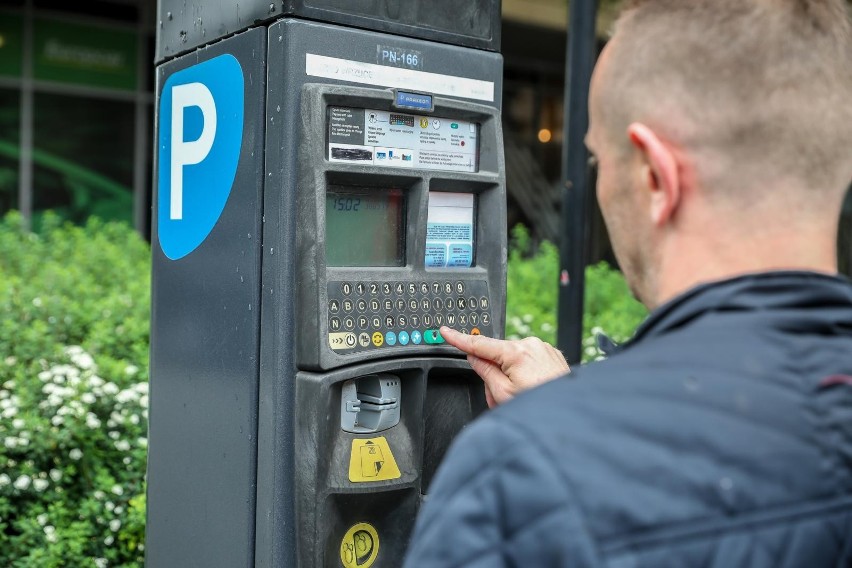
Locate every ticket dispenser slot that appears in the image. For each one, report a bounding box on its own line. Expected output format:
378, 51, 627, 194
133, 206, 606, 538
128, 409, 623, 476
341, 374, 401, 433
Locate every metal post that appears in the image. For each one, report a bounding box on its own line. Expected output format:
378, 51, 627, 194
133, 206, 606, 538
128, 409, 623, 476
18, 0, 34, 230
557, 0, 598, 363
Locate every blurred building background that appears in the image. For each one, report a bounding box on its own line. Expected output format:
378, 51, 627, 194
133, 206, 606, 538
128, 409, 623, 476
0, 0, 848, 270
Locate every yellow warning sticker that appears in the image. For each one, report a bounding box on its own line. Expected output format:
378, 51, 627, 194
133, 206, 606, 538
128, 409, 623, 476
340, 522, 379, 568
348, 437, 401, 482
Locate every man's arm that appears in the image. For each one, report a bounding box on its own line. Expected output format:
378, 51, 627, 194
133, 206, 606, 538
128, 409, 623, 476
439, 326, 570, 407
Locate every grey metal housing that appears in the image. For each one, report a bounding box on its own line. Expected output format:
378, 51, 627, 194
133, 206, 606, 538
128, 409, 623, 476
155, 0, 501, 63
148, 9, 505, 568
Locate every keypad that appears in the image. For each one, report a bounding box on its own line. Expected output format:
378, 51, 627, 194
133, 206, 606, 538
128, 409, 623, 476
327, 279, 493, 352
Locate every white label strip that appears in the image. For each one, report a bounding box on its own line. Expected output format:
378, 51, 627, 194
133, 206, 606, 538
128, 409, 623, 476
306, 53, 495, 103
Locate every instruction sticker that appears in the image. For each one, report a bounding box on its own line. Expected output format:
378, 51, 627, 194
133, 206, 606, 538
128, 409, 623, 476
348, 437, 402, 483
426, 192, 475, 268
328, 107, 478, 173
340, 522, 379, 568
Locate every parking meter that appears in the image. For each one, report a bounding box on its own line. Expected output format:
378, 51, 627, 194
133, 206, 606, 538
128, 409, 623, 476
148, 2, 505, 567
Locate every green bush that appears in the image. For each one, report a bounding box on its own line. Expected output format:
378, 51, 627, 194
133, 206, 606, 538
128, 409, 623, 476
506, 224, 648, 361
0, 215, 644, 565
0, 212, 149, 567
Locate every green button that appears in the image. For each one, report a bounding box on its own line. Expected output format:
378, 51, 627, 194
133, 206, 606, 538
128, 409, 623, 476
424, 329, 444, 344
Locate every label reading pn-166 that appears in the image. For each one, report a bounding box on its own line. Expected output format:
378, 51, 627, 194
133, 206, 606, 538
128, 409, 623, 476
377, 45, 423, 70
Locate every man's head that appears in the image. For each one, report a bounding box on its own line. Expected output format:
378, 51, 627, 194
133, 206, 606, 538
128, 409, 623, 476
587, 0, 852, 308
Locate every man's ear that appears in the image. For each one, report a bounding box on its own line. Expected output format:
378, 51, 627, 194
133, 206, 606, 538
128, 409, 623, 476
627, 123, 681, 226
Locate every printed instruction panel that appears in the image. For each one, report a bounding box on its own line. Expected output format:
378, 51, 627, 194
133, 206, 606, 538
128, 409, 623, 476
328, 107, 478, 173
426, 192, 474, 268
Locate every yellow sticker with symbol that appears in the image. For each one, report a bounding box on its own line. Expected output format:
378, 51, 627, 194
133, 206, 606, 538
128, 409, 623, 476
340, 522, 379, 568
348, 437, 401, 482
419, 117, 429, 128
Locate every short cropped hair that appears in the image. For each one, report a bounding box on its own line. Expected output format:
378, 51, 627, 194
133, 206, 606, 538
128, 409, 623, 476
600, 0, 852, 198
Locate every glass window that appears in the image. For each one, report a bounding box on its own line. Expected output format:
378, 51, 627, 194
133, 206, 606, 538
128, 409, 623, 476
0, 88, 20, 214
32, 92, 134, 226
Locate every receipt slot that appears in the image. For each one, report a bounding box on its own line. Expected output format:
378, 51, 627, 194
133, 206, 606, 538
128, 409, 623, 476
148, 1, 504, 567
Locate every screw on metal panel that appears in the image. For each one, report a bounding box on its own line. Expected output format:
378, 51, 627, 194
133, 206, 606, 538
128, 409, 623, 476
167, 11, 173, 20
269, 3, 276, 13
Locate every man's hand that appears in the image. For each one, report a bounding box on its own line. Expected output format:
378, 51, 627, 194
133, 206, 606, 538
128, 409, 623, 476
439, 326, 570, 407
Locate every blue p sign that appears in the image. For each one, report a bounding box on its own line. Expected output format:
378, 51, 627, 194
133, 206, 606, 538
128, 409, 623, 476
158, 54, 244, 260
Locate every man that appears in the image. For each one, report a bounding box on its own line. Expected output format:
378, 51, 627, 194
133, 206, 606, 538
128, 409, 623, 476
404, 0, 852, 565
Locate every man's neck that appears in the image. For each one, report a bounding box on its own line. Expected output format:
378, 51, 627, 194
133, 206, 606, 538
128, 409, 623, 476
650, 223, 839, 310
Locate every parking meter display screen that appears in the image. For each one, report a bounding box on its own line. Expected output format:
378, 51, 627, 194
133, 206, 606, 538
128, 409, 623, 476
326, 188, 405, 267
328, 107, 479, 173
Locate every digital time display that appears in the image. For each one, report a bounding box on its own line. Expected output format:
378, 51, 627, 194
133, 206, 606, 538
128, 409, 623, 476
325, 187, 405, 267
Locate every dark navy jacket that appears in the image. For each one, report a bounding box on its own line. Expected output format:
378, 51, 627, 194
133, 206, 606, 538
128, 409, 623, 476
405, 272, 852, 567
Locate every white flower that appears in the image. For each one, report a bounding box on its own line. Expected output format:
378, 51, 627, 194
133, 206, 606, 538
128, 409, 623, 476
38, 370, 51, 382
138, 437, 148, 448
116, 390, 137, 404
114, 440, 130, 451
13, 475, 31, 490
37, 513, 48, 526
111, 484, 123, 496
114, 506, 124, 515
12, 418, 24, 429
81, 393, 96, 405
102, 382, 119, 395
33, 478, 49, 492
51, 415, 64, 426
4, 356, 16, 366
86, 413, 101, 429
105, 501, 115, 511
134, 381, 148, 394
2, 380, 13, 389
49, 469, 62, 482
69, 448, 83, 461
0, 398, 11, 410
2, 406, 17, 418
65, 346, 83, 356
103, 535, 114, 546
94, 490, 105, 500
129, 414, 140, 425
139, 395, 149, 409
32, 297, 43, 307
109, 431, 121, 440
88, 375, 105, 388
125, 365, 139, 376
44, 525, 57, 543
4, 437, 17, 449
94, 558, 108, 568
122, 457, 131, 465
0, 474, 10, 486
70, 351, 95, 370
109, 519, 121, 532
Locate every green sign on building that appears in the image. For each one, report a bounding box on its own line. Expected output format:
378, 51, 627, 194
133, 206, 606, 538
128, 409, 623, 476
33, 18, 137, 91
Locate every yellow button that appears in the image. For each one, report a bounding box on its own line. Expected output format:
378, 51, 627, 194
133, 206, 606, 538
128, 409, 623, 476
371, 331, 384, 347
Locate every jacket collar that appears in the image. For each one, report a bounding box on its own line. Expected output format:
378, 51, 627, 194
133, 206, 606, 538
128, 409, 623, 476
610, 271, 852, 354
